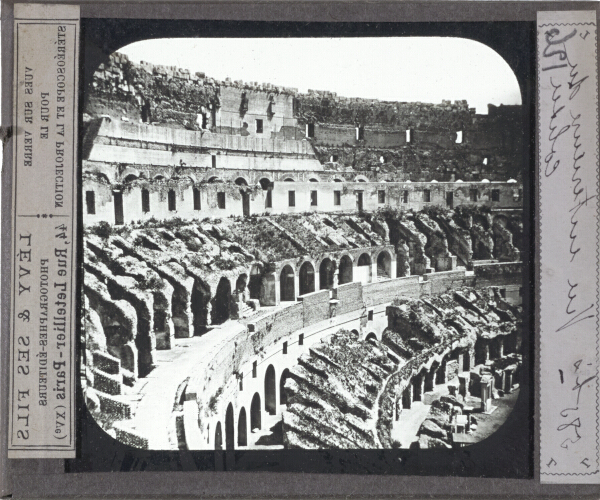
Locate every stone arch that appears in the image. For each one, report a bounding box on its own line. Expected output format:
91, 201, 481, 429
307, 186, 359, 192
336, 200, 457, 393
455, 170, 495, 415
376, 250, 392, 279
123, 173, 139, 183
354, 175, 368, 183
365, 332, 377, 342
265, 364, 277, 415
280, 368, 290, 405
234, 177, 249, 186
225, 403, 235, 450
319, 257, 336, 290
191, 278, 211, 336
211, 277, 231, 325
248, 263, 263, 300
339, 254, 353, 285
356, 252, 372, 284
280, 264, 295, 302
298, 261, 315, 296
214, 421, 223, 450
207, 176, 222, 183
237, 407, 247, 447
250, 393, 261, 431
235, 273, 248, 295
259, 177, 273, 189
350, 329, 360, 336
283, 176, 296, 182
331, 176, 344, 183
309, 176, 320, 182
153, 174, 167, 181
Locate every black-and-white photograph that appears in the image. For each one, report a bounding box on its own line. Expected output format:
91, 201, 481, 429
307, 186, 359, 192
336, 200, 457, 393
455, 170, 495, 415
78, 27, 530, 469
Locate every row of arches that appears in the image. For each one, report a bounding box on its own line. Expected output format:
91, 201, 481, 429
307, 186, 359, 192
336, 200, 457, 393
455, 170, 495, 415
283, 250, 393, 301
212, 365, 291, 450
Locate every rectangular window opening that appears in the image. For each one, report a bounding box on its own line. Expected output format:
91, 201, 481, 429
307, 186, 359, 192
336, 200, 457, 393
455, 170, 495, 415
368, 310, 374, 321
283, 341, 288, 355
403, 190, 409, 203
491, 189, 500, 202
406, 129, 412, 143
356, 126, 365, 141
470, 189, 478, 202
85, 191, 96, 215
256, 119, 263, 134
306, 123, 315, 138
252, 361, 257, 378
299, 333, 304, 346
334, 190, 341, 206
423, 189, 431, 203
141, 189, 150, 213
217, 192, 226, 209
310, 190, 318, 206
211, 155, 217, 169
193, 188, 201, 210
168, 189, 177, 211
378, 190, 386, 204
288, 190, 296, 207
456, 130, 463, 144
265, 189, 272, 208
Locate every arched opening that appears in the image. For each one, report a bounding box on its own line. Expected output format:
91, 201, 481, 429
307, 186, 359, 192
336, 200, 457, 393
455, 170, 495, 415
237, 407, 247, 447
298, 261, 315, 296
402, 386, 412, 409
319, 258, 336, 290
412, 374, 423, 402
123, 174, 139, 183
280, 368, 290, 405
214, 421, 223, 450
225, 403, 235, 450
436, 358, 447, 385
356, 253, 372, 284
259, 178, 273, 209
264, 364, 277, 415
309, 177, 319, 182
211, 277, 231, 325
235, 177, 248, 186
463, 352, 471, 371
191, 279, 211, 336
376, 251, 392, 280
250, 393, 261, 431
365, 332, 377, 342
207, 176, 222, 183
280, 265, 295, 302
283, 177, 295, 182
350, 329, 359, 336
424, 368, 435, 392
249, 264, 263, 300
235, 273, 248, 296
339, 255, 353, 285
475, 338, 489, 366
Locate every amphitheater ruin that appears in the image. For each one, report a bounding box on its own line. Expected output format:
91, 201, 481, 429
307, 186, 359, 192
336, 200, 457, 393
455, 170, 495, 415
82, 51, 525, 451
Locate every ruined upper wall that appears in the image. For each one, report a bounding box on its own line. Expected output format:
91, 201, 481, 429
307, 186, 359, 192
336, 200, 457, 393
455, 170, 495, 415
86, 52, 524, 180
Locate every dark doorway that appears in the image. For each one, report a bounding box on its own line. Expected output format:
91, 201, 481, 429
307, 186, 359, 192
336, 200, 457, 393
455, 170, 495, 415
299, 261, 315, 296
250, 393, 261, 431
249, 264, 262, 300
113, 191, 124, 225
168, 189, 177, 211
339, 255, 353, 284
356, 191, 364, 211
446, 191, 454, 208
191, 279, 211, 335
225, 403, 235, 450
265, 364, 277, 415
319, 258, 335, 290
214, 421, 223, 450
211, 277, 231, 325
280, 265, 295, 302
280, 369, 290, 405
402, 387, 411, 409
237, 408, 247, 447
242, 191, 250, 216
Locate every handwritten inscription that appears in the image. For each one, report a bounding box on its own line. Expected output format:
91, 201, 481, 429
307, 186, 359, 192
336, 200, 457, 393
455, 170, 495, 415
538, 11, 599, 483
